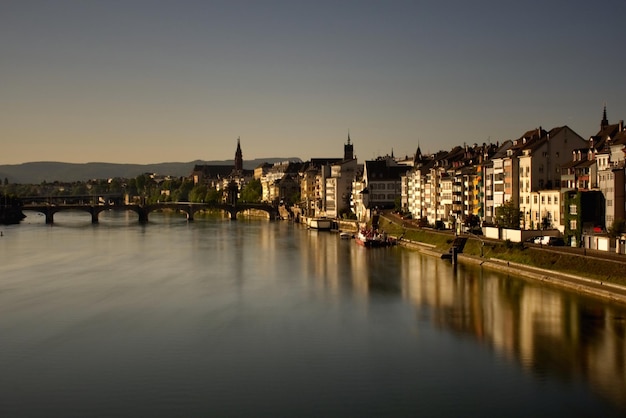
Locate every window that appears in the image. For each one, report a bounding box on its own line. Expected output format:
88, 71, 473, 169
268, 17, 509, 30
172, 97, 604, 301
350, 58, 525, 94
569, 204, 577, 215
570, 219, 577, 230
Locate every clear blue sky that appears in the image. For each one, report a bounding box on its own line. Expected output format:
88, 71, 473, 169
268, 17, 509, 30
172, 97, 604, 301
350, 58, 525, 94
2, 0, 625, 164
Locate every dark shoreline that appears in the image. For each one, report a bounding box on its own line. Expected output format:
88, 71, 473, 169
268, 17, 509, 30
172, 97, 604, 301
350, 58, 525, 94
0, 209, 25, 225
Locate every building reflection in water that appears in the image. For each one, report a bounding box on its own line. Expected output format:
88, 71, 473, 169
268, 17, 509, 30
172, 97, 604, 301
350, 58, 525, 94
294, 227, 625, 409
399, 251, 626, 409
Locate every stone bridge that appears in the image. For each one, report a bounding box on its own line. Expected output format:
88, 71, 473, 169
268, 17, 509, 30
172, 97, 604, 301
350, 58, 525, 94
21, 202, 280, 224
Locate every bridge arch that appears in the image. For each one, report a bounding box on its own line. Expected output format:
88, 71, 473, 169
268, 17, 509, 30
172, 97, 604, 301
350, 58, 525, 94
93, 206, 144, 223
21, 202, 280, 224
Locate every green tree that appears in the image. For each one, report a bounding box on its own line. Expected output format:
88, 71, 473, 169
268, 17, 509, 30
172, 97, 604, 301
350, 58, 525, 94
127, 178, 138, 196
108, 178, 123, 194
189, 184, 208, 202
135, 174, 148, 195
608, 218, 626, 239
239, 179, 262, 203
205, 188, 221, 203
394, 196, 402, 212
173, 179, 194, 202
72, 182, 88, 196
464, 214, 480, 228
288, 190, 300, 206
495, 200, 521, 229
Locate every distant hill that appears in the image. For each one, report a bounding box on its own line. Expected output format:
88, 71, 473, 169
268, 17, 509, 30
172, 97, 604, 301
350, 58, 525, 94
0, 158, 302, 184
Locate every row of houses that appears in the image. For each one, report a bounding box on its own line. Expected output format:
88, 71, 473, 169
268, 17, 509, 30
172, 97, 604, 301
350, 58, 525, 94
190, 109, 626, 249
402, 108, 626, 248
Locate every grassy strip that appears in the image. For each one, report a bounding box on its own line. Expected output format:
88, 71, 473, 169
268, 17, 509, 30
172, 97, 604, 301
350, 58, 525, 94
379, 218, 456, 251
379, 217, 626, 286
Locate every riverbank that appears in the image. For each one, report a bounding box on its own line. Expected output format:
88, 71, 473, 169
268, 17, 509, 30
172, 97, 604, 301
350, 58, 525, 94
0, 208, 25, 225
378, 215, 626, 305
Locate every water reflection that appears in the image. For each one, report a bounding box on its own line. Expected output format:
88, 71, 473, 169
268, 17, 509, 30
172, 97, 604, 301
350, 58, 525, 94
397, 252, 626, 410
295, 226, 625, 410
2, 218, 625, 416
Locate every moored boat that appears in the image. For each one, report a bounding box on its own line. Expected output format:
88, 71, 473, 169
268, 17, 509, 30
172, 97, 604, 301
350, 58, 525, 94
308, 217, 333, 231
355, 229, 394, 248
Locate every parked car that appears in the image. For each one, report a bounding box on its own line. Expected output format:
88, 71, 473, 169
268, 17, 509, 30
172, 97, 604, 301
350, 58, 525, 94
531, 236, 564, 245
547, 237, 565, 246
532, 236, 545, 244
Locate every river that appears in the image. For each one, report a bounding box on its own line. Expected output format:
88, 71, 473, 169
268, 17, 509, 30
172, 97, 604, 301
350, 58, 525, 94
1, 211, 625, 417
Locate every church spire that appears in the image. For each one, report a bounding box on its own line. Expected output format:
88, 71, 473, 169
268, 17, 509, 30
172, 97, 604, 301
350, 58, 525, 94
234, 137, 243, 172
414, 142, 422, 163
344, 131, 354, 161
601, 103, 609, 131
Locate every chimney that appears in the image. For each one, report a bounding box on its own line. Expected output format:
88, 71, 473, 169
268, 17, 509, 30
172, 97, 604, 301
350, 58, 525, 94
620, 120, 624, 132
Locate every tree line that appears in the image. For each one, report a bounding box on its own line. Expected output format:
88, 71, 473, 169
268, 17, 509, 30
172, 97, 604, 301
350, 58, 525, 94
0, 175, 263, 205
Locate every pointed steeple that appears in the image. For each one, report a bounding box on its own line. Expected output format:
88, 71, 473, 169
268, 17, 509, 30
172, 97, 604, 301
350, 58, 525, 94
234, 137, 243, 172
344, 131, 354, 161
601, 104, 609, 131
414, 142, 422, 163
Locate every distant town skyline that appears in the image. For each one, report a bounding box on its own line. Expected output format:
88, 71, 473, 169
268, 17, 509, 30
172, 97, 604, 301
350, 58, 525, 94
2, 0, 625, 165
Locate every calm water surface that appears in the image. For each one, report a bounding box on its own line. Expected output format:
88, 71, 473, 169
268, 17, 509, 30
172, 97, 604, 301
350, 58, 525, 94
1, 211, 625, 417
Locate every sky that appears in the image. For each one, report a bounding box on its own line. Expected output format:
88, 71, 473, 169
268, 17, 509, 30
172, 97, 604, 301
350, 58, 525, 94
2, 0, 625, 165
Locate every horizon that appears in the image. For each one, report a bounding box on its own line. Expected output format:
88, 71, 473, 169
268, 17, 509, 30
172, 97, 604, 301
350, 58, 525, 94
0, 156, 304, 167
2, 1, 625, 165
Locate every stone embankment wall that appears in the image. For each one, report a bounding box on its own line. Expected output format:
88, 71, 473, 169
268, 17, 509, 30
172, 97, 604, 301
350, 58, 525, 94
397, 237, 626, 306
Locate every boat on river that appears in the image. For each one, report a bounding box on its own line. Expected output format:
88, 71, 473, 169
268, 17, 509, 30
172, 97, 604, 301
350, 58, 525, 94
355, 229, 394, 248
339, 231, 353, 239
308, 217, 333, 231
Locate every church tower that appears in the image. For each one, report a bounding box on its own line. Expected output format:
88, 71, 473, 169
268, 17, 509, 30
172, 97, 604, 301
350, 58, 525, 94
601, 104, 609, 131
234, 137, 243, 172
344, 132, 354, 161
413, 144, 422, 165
